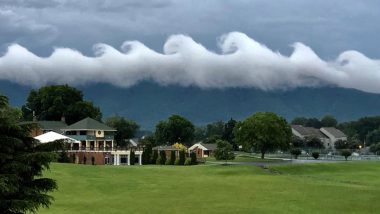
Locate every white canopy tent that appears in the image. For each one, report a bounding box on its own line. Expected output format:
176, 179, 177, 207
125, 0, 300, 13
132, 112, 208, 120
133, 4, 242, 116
34, 131, 80, 144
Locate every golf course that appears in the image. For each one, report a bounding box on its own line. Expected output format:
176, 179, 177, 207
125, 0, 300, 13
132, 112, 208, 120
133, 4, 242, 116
39, 161, 380, 214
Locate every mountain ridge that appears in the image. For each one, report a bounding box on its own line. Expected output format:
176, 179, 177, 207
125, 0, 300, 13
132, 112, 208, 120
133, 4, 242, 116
1, 81, 380, 130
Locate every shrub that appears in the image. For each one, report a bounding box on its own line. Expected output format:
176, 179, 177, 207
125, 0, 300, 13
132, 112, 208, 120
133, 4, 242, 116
174, 158, 181, 165
151, 150, 158, 164
214, 140, 235, 161
156, 157, 162, 165
312, 152, 320, 159
58, 151, 70, 163
159, 150, 166, 165
184, 158, 192, 166
290, 148, 302, 159
130, 151, 135, 165
341, 149, 352, 161
165, 158, 171, 165
190, 152, 197, 165
170, 150, 176, 165
178, 149, 186, 165
142, 144, 152, 165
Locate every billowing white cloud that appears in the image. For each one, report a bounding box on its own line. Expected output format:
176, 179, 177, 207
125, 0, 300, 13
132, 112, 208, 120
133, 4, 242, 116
0, 32, 379, 93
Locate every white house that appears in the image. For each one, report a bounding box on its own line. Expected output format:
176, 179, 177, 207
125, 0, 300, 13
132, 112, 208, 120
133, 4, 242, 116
291, 125, 347, 150
320, 127, 348, 149
188, 143, 217, 158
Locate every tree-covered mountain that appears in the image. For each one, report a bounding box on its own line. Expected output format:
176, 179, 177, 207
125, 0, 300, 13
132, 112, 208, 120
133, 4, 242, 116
2, 80, 380, 129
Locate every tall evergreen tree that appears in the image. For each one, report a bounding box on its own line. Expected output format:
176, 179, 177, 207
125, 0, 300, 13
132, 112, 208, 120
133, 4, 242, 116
1, 94, 59, 213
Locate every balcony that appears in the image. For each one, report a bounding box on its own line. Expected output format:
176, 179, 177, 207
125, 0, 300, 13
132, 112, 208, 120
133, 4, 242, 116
66, 135, 114, 141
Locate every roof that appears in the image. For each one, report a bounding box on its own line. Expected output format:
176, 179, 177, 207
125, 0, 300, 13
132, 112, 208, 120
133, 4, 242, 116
189, 142, 217, 151
62, 117, 116, 131
128, 138, 140, 147
19, 120, 67, 133
321, 127, 347, 138
34, 131, 79, 144
291, 125, 327, 139
200, 143, 217, 150
153, 145, 181, 151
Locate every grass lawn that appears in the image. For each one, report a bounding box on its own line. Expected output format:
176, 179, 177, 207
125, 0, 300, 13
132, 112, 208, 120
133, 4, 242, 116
39, 162, 380, 214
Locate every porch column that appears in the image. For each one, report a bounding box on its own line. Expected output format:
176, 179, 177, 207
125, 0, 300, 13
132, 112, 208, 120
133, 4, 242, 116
114, 154, 117, 165
111, 141, 114, 151
139, 154, 142, 165
127, 154, 130, 166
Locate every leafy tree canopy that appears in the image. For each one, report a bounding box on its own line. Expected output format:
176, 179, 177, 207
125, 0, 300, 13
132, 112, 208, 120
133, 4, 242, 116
321, 115, 338, 127
22, 85, 102, 124
155, 115, 195, 146
214, 140, 235, 161
105, 116, 139, 147
235, 112, 292, 159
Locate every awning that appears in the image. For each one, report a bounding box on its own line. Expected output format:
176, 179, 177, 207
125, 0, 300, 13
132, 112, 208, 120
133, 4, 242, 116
34, 131, 80, 144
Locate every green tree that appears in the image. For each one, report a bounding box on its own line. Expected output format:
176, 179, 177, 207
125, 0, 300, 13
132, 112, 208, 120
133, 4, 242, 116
203, 135, 222, 144
206, 121, 225, 137
312, 152, 320, 159
155, 115, 195, 146
140, 135, 155, 164
366, 128, 380, 146
290, 148, 302, 159
235, 112, 292, 159
222, 118, 237, 150
106, 116, 140, 147
169, 150, 176, 165
341, 149, 352, 161
190, 152, 197, 165
130, 151, 135, 165
178, 149, 186, 165
334, 139, 349, 150
370, 143, 380, 154
321, 115, 338, 127
0, 95, 60, 213
214, 140, 235, 162
306, 137, 324, 149
291, 136, 305, 148
158, 151, 166, 165
291, 117, 308, 126
151, 150, 158, 164
305, 118, 322, 128
22, 85, 102, 124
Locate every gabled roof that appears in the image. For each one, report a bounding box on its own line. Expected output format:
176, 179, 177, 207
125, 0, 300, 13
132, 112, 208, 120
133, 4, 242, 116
19, 120, 67, 133
200, 143, 217, 150
321, 127, 347, 138
291, 125, 327, 139
62, 117, 116, 131
189, 142, 217, 151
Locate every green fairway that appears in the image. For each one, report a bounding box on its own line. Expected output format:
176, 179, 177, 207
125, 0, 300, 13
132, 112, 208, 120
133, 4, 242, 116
39, 162, 380, 214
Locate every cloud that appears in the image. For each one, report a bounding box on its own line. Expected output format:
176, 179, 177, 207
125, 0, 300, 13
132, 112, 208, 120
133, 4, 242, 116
0, 32, 379, 93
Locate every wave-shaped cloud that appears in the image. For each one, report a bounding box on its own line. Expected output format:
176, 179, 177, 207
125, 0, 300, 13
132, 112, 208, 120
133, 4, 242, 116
0, 32, 379, 93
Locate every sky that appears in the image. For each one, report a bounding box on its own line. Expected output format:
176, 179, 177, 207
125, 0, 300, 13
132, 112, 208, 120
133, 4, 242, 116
0, 0, 380, 93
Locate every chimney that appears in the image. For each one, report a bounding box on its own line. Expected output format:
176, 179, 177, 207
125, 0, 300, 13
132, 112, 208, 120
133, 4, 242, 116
61, 115, 66, 123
